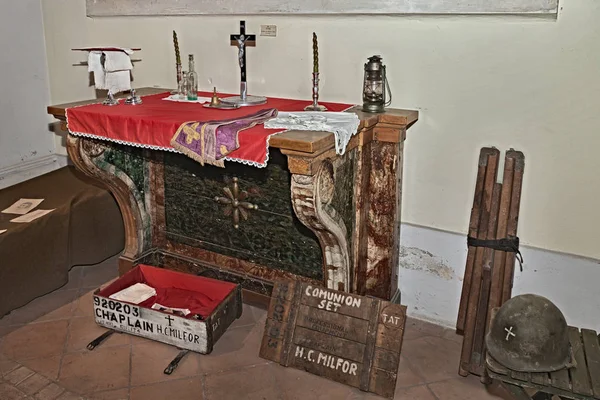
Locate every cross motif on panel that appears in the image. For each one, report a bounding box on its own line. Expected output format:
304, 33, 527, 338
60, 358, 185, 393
505, 326, 516, 341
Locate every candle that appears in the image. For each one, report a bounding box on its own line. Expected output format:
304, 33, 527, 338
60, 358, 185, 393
173, 30, 181, 66
313, 32, 318, 73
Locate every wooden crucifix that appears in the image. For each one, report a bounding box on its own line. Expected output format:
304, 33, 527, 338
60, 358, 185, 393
230, 21, 255, 84
222, 20, 266, 106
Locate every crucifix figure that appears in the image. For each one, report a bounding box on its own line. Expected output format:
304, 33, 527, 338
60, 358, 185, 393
236, 34, 248, 70
221, 21, 267, 106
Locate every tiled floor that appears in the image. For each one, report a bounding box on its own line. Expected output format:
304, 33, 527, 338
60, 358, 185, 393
0, 255, 513, 400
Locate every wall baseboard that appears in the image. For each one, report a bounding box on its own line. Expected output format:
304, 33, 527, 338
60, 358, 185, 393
398, 223, 600, 332
0, 154, 69, 190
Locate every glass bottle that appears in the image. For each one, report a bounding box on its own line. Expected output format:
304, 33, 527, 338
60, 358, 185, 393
178, 71, 188, 99
187, 55, 198, 101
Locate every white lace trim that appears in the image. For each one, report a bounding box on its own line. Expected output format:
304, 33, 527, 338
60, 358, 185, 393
64, 96, 272, 168
263, 107, 359, 155
65, 94, 357, 168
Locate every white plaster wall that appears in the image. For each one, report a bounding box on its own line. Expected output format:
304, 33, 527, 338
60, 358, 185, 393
0, 1, 57, 185
41, 0, 600, 260
399, 223, 600, 332
40, 0, 600, 327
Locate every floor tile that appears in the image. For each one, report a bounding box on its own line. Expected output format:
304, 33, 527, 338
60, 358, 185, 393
89, 388, 129, 400
34, 382, 65, 400
56, 391, 86, 400
0, 320, 69, 361
404, 317, 448, 341
79, 257, 119, 289
0, 353, 21, 377
402, 336, 462, 383
65, 317, 129, 353
35, 302, 77, 325
5, 290, 79, 326
0, 382, 27, 400
0, 253, 514, 400
58, 267, 84, 292
130, 377, 203, 400
17, 373, 52, 395
196, 318, 267, 374
428, 375, 512, 399
59, 345, 130, 394
396, 356, 425, 389
441, 328, 464, 344
5, 366, 35, 385
229, 305, 264, 329
72, 290, 96, 318
394, 385, 437, 400
0, 322, 18, 337
272, 364, 366, 400
20, 356, 62, 380
130, 340, 201, 386
204, 363, 280, 400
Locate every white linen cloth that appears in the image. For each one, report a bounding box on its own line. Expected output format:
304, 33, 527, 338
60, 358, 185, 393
87, 51, 105, 89
87, 48, 134, 93
162, 94, 212, 104
264, 111, 360, 155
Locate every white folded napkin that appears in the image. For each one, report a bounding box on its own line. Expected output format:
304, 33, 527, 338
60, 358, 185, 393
109, 283, 157, 304
88, 51, 105, 89
105, 70, 131, 94
103, 51, 133, 72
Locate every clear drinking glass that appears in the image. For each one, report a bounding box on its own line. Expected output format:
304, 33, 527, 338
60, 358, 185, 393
178, 72, 188, 99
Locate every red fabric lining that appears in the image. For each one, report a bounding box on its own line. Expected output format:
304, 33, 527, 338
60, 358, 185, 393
98, 265, 237, 318
66, 91, 354, 166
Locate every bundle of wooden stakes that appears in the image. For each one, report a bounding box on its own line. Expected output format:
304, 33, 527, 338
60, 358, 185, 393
456, 147, 525, 378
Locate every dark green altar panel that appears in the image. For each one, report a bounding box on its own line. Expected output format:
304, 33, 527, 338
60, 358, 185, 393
163, 150, 324, 281
103, 145, 147, 196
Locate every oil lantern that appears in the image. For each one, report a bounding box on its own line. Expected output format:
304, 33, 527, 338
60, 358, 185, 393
362, 55, 392, 113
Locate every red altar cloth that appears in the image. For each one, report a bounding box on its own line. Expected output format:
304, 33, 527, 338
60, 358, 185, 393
65, 91, 354, 167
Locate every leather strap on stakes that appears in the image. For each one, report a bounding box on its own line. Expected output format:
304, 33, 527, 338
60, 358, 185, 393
467, 236, 524, 271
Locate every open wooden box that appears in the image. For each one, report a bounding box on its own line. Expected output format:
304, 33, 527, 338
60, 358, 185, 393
92, 264, 242, 354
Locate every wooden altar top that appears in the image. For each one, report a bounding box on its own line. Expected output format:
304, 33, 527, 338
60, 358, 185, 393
47, 87, 418, 155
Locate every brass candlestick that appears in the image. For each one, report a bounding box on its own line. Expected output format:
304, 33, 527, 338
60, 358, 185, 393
209, 87, 221, 107
171, 30, 182, 94
305, 32, 327, 111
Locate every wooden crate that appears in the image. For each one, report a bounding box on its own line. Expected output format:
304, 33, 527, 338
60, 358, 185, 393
486, 327, 600, 400
93, 264, 242, 354
259, 280, 407, 399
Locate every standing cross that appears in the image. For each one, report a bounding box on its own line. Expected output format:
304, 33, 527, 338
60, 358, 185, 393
230, 21, 256, 85
165, 315, 174, 327
504, 326, 516, 341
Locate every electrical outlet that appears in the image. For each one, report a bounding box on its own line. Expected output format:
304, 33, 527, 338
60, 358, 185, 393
260, 25, 277, 37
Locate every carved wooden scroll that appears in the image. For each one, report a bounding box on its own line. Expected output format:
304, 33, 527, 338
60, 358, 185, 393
67, 135, 153, 273
291, 160, 350, 292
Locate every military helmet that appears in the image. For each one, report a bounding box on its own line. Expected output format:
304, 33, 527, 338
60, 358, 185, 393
485, 294, 572, 372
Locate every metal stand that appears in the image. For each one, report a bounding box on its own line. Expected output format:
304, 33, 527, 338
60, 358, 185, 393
102, 92, 120, 106
221, 82, 266, 106
125, 88, 143, 105
304, 72, 327, 111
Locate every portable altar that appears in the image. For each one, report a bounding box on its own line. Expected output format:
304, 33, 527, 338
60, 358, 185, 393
48, 87, 418, 306
92, 264, 242, 354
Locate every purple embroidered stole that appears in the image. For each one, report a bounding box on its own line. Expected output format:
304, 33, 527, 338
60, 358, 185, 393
170, 108, 278, 168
